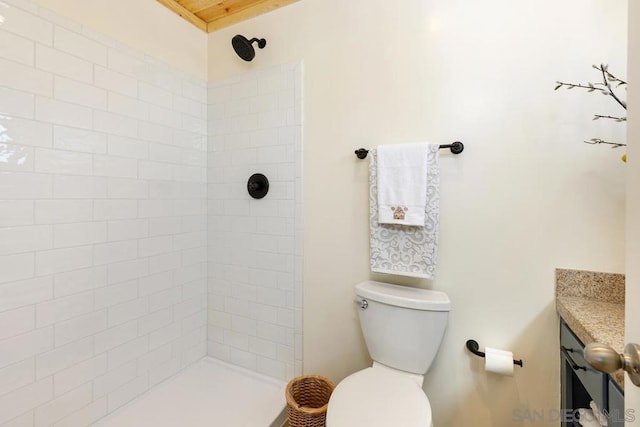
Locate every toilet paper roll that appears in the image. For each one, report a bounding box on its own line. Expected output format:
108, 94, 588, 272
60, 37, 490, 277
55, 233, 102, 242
485, 347, 514, 376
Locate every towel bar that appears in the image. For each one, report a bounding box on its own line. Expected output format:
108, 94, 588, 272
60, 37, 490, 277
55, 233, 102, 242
354, 142, 464, 159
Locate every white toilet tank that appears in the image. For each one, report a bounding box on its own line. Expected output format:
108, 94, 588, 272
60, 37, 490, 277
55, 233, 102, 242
355, 281, 450, 375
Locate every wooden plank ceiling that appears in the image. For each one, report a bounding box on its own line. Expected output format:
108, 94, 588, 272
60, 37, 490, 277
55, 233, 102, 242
157, 0, 299, 33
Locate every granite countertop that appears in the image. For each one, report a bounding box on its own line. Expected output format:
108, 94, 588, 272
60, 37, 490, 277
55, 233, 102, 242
555, 269, 625, 388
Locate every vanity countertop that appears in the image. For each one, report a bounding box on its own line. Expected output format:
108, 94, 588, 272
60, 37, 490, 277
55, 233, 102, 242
555, 269, 625, 389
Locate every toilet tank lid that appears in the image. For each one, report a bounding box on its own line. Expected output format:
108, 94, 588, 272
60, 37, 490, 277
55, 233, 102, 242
355, 281, 451, 311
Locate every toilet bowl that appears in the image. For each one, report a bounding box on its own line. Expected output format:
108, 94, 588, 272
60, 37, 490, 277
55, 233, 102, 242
326, 281, 450, 427
326, 363, 432, 427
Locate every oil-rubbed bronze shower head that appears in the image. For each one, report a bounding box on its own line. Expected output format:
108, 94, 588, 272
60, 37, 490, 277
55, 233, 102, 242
232, 35, 267, 62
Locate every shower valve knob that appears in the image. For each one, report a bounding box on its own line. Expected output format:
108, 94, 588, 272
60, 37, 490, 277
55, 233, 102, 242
247, 173, 269, 199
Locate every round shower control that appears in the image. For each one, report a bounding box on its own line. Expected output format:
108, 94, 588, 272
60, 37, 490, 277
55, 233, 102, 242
247, 173, 269, 199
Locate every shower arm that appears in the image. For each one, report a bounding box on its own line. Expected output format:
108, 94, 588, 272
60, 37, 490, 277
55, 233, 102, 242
249, 38, 267, 48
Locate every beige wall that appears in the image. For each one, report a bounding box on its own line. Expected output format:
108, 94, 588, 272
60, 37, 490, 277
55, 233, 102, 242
6, 0, 629, 423
626, 0, 640, 416
27, 0, 208, 80
209, 1, 627, 425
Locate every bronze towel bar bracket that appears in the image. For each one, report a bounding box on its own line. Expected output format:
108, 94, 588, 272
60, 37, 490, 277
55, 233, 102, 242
354, 142, 464, 159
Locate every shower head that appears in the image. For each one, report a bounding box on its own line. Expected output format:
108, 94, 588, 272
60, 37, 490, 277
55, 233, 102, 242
231, 35, 267, 62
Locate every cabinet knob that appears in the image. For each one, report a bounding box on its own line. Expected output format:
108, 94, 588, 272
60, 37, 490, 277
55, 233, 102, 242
584, 342, 640, 387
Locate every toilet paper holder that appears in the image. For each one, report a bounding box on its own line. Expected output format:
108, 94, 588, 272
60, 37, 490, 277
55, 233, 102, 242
466, 339, 523, 367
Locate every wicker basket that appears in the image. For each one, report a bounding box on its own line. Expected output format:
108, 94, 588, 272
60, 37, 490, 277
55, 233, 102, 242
286, 375, 336, 427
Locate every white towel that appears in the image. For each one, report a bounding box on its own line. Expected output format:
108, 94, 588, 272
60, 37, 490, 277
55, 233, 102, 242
369, 146, 440, 279
377, 143, 429, 226
589, 401, 608, 426
578, 408, 603, 427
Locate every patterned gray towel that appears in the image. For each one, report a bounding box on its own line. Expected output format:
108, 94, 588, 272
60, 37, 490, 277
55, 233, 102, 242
369, 146, 439, 279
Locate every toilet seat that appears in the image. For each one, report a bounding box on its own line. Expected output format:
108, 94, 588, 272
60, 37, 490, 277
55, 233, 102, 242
326, 366, 432, 427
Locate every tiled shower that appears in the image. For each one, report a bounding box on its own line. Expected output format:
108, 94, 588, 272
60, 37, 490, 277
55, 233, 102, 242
0, 1, 302, 425
207, 64, 303, 380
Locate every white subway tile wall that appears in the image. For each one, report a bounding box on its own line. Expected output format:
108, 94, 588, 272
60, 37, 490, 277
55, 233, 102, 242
207, 63, 303, 381
0, 0, 208, 425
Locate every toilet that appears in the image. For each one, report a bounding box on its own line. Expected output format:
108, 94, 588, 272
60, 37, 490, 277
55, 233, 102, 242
326, 280, 451, 427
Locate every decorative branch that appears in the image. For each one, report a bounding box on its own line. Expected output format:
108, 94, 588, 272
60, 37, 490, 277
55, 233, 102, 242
593, 114, 626, 122
555, 64, 627, 110
554, 81, 607, 94
555, 64, 627, 155
598, 64, 627, 87
596, 64, 627, 110
584, 138, 626, 148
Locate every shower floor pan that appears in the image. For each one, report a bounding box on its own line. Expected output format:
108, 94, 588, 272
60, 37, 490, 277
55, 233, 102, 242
96, 357, 287, 427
